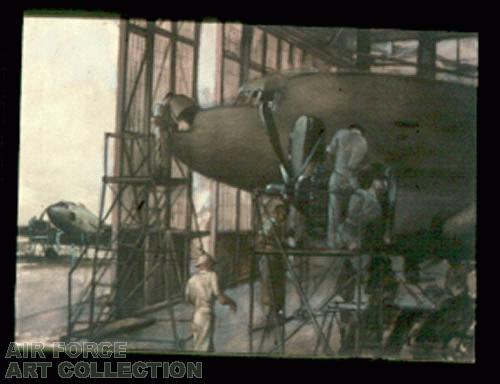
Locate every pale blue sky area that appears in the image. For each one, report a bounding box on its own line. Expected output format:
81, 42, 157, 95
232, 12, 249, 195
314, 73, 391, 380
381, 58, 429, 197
18, 17, 120, 224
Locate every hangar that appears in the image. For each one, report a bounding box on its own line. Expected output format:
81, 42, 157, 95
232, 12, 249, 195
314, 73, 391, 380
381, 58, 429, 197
24, 19, 477, 360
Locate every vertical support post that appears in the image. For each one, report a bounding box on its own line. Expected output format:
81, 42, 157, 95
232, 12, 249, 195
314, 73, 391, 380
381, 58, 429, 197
248, 192, 258, 353
249, 251, 255, 353
164, 20, 176, 244
301, 47, 307, 66
216, 23, 224, 103
354, 252, 362, 356
210, 23, 224, 260
88, 233, 97, 332
417, 32, 437, 80
276, 38, 282, 70
144, 22, 155, 137
184, 174, 193, 284
114, 20, 129, 318
170, 22, 178, 93
210, 181, 220, 257
143, 21, 155, 306
356, 29, 371, 71
88, 136, 112, 332
262, 32, 268, 74
182, 23, 200, 285
68, 267, 73, 338
378, 253, 385, 357
234, 188, 241, 284
192, 23, 201, 100
240, 25, 253, 84
304, 256, 310, 298
281, 254, 286, 356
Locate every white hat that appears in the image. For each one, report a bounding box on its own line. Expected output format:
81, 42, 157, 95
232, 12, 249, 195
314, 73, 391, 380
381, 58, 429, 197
195, 254, 215, 267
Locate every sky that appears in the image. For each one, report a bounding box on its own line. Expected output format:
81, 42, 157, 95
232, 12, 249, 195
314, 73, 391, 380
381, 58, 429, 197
18, 17, 120, 224
17, 17, 218, 226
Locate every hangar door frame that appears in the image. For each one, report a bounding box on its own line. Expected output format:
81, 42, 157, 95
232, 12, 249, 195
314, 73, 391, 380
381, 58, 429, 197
113, 19, 200, 312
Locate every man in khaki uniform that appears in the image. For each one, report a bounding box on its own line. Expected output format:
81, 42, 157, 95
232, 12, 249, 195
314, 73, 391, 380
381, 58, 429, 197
185, 254, 237, 352
151, 92, 199, 179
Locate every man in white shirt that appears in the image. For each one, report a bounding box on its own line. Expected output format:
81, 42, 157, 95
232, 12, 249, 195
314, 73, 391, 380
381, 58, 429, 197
185, 254, 237, 352
326, 124, 368, 249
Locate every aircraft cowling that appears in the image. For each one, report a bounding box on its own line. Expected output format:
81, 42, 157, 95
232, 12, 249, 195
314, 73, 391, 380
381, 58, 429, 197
46, 204, 99, 235
171, 105, 282, 190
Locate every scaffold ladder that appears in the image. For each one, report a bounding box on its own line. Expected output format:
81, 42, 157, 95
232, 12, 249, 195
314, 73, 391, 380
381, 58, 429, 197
66, 131, 203, 342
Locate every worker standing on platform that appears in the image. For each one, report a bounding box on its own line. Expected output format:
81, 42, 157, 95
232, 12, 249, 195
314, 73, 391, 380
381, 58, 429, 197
151, 93, 174, 180
337, 169, 387, 251
151, 92, 199, 180
185, 254, 237, 352
326, 124, 368, 249
257, 204, 287, 319
336, 169, 391, 355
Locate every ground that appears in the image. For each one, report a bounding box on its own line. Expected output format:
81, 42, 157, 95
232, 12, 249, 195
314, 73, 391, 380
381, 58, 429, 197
15, 255, 473, 361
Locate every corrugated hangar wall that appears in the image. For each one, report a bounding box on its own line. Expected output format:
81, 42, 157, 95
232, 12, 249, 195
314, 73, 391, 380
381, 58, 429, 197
111, 20, 199, 315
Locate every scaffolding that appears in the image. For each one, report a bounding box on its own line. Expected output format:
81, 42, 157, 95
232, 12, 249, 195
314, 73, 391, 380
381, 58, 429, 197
63, 20, 205, 343
248, 191, 378, 356
59, 22, 475, 357
247, 190, 475, 359
65, 130, 205, 342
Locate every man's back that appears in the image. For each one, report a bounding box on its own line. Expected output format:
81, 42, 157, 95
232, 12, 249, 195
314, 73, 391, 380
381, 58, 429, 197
327, 128, 368, 174
347, 189, 382, 226
185, 270, 220, 312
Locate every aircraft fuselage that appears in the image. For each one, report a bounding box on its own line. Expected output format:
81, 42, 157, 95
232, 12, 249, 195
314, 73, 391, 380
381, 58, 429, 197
171, 72, 476, 236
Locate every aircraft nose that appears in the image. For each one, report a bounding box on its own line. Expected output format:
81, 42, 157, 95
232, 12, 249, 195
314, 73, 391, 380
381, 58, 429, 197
170, 106, 279, 189
46, 204, 73, 227
47, 204, 62, 222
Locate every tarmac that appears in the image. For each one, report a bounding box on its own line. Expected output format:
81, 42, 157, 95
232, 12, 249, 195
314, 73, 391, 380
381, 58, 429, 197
15, 255, 472, 361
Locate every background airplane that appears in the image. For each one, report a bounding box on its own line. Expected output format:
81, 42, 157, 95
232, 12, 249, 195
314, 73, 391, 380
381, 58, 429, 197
18, 201, 110, 257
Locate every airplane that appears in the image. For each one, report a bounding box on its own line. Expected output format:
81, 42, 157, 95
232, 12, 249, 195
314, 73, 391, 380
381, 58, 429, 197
18, 200, 210, 258
159, 69, 476, 247
18, 201, 110, 257
45, 201, 100, 238
155, 70, 476, 357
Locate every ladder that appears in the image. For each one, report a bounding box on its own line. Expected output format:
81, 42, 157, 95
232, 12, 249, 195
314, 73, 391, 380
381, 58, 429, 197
66, 131, 198, 342
248, 191, 388, 357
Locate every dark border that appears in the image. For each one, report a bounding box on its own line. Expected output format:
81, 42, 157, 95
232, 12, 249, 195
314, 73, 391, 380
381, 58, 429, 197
1, 3, 482, 380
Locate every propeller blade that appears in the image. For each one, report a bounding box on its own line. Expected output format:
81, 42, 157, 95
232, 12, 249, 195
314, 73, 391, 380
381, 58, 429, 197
279, 164, 289, 185
258, 100, 292, 184
293, 132, 325, 183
